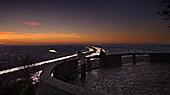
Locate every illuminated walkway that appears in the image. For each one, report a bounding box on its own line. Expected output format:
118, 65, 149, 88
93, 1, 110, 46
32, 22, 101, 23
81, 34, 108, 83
67, 62, 170, 95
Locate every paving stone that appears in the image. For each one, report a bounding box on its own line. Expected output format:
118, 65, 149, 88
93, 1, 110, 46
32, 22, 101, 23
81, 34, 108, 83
117, 87, 124, 93
116, 92, 124, 95
66, 62, 170, 94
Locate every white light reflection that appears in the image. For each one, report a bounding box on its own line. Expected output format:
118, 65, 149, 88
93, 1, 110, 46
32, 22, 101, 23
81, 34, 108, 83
0, 46, 101, 75
86, 46, 102, 57
0, 54, 78, 75
49, 50, 57, 53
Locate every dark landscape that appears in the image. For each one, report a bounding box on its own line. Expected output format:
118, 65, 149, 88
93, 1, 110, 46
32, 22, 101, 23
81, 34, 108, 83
0, 0, 170, 95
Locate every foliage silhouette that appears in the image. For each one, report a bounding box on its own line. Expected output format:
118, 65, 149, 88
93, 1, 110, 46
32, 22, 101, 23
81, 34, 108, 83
158, 0, 170, 27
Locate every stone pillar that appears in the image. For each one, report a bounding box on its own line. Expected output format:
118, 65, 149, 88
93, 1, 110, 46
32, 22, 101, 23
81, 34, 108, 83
87, 57, 91, 70
132, 54, 136, 63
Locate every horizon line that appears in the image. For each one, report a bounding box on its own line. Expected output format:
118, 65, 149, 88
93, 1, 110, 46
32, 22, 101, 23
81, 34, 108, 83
1, 42, 170, 46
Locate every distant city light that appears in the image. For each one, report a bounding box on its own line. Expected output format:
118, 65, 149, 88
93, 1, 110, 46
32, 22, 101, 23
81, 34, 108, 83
49, 50, 57, 53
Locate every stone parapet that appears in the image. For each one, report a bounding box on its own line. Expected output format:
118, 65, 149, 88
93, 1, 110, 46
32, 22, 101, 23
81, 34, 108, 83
38, 57, 100, 95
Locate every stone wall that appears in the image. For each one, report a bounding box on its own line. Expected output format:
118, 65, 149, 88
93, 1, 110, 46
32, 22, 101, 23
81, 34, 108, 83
105, 55, 122, 66
149, 53, 170, 62
38, 58, 100, 95
52, 59, 78, 80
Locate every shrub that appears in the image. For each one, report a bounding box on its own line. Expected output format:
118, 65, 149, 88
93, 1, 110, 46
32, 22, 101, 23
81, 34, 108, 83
20, 84, 36, 95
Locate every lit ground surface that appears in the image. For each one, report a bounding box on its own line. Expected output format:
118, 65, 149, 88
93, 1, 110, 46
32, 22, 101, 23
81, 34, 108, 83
66, 62, 170, 95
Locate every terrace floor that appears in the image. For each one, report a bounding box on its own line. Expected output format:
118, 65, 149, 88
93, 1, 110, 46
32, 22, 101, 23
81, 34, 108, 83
66, 62, 170, 95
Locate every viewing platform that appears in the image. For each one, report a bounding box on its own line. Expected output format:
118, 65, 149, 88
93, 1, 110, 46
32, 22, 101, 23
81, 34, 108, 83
38, 51, 170, 95
67, 62, 170, 95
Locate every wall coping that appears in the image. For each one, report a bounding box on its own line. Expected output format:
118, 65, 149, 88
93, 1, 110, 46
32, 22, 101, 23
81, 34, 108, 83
38, 57, 100, 95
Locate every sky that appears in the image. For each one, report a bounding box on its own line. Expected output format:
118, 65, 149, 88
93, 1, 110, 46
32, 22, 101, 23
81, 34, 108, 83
0, 0, 170, 45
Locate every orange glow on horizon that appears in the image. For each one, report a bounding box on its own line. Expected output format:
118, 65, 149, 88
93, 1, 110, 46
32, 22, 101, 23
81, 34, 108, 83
1, 37, 169, 45
0, 31, 115, 45
1, 30, 170, 45
0, 31, 16, 35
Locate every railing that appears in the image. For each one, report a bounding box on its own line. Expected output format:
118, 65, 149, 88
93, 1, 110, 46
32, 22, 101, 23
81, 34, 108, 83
38, 53, 170, 95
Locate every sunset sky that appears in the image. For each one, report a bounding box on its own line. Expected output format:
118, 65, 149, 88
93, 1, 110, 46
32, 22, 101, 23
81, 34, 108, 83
0, 0, 170, 45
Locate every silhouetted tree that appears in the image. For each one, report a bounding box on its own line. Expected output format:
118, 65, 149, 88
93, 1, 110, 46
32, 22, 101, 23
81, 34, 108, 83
0, 55, 37, 95
20, 55, 36, 84
158, 0, 170, 27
